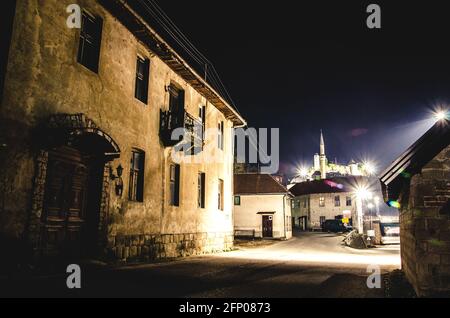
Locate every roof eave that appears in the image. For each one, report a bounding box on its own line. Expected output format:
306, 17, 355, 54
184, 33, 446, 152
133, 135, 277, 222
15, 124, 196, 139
379, 119, 450, 202
98, 0, 247, 127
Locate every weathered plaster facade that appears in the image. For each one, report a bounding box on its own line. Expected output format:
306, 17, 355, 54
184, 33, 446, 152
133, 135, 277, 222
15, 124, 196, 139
0, 0, 244, 265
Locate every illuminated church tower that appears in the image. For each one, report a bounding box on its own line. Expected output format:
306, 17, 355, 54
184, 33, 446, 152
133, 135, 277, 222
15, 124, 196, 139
319, 130, 327, 179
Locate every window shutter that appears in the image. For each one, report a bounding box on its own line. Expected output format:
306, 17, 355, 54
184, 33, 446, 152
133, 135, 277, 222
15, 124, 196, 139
137, 152, 145, 202
174, 164, 180, 206
201, 173, 206, 208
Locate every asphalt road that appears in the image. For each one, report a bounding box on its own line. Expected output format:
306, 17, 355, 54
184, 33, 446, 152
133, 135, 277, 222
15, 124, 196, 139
1, 232, 401, 298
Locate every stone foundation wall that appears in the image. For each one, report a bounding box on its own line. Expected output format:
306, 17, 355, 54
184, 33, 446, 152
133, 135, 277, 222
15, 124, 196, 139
400, 145, 450, 297
109, 232, 234, 262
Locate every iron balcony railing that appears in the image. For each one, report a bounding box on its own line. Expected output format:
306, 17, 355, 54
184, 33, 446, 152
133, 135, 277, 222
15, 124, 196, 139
160, 110, 204, 153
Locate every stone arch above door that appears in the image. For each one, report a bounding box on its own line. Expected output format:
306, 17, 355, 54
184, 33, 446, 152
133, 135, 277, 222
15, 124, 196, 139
41, 113, 120, 158
28, 113, 121, 259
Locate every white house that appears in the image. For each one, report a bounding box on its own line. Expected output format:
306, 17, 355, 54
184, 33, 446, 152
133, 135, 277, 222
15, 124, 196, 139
234, 174, 293, 239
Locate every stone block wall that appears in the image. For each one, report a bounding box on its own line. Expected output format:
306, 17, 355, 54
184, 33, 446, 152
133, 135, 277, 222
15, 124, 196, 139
109, 232, 234, 262
400, 145, 450, 297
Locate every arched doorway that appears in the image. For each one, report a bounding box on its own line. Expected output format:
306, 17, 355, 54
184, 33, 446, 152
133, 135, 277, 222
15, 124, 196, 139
30, 114, 120, 260
42, 146, 104, 258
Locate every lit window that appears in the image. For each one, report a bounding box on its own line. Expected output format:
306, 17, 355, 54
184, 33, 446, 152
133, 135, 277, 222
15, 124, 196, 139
319, 197, 325, 207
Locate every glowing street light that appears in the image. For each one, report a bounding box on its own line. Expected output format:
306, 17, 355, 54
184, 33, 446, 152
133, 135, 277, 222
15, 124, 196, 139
434, 109, 448, 122
298, 166, 309, 178
355, 185, 373, 201
363, 161, 377, 176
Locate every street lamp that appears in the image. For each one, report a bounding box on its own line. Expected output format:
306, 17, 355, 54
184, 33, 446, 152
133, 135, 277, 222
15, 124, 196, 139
354, 185, 373, 234
355, 185, 373, 200
363, 161, 377, 176
296, 166, 309, 181
434, 110, 448, 121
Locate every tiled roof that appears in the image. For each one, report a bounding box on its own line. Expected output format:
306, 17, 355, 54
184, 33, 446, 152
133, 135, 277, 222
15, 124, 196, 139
234, 174, 292, 196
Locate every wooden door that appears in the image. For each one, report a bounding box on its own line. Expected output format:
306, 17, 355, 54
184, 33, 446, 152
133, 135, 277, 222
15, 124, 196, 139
42, 147, 90, 258
300, 217, 307, 231
262, 216, 273, 238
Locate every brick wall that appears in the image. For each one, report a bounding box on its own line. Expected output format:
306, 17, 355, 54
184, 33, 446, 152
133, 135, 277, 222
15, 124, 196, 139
400, 145, 450, 296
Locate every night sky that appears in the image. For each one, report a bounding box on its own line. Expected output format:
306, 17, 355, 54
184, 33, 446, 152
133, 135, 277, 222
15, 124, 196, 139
151, 0, 450, 176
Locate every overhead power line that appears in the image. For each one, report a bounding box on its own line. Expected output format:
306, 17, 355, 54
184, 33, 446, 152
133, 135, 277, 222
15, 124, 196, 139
135, 0, 271, 163
136, 0, 243, 118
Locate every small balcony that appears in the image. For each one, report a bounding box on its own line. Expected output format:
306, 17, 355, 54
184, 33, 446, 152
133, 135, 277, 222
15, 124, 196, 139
160, 110, 204, 154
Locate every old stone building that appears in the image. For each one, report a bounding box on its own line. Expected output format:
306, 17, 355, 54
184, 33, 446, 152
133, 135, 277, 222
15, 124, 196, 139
0, 0, 245, 267
381, 118, 450, 297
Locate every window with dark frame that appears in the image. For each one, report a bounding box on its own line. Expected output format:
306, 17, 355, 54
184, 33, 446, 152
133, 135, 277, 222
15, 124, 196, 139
129, 150, 145, 202
77, 11, 103, 73
218, 179, 224, 210
168, 84, 185, 114
170, 164, 180, 207
320, 216, 326, 226
335, 195, 341, 207
135, 56, 150, 104
346, 196, 352, 206
198, 172, 206, 209
199, 106, 206, 147
218, 121, 224, 150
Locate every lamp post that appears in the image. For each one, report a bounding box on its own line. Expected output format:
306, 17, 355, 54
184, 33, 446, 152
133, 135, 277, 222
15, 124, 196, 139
355, 186, 373, 234
355, 196, 363, 234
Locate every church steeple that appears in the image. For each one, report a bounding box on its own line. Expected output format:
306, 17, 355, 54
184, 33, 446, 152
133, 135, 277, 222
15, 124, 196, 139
319, 130, 327, 179
320, 129, 325, 156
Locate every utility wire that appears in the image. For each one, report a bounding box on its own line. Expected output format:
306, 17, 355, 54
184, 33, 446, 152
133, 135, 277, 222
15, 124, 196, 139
135, 0, 271, 162
136, 0, 242, 117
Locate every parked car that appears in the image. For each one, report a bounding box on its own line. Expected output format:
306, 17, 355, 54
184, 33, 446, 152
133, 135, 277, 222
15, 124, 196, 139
380, 222, 400, 245
322, 220, 351, 233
